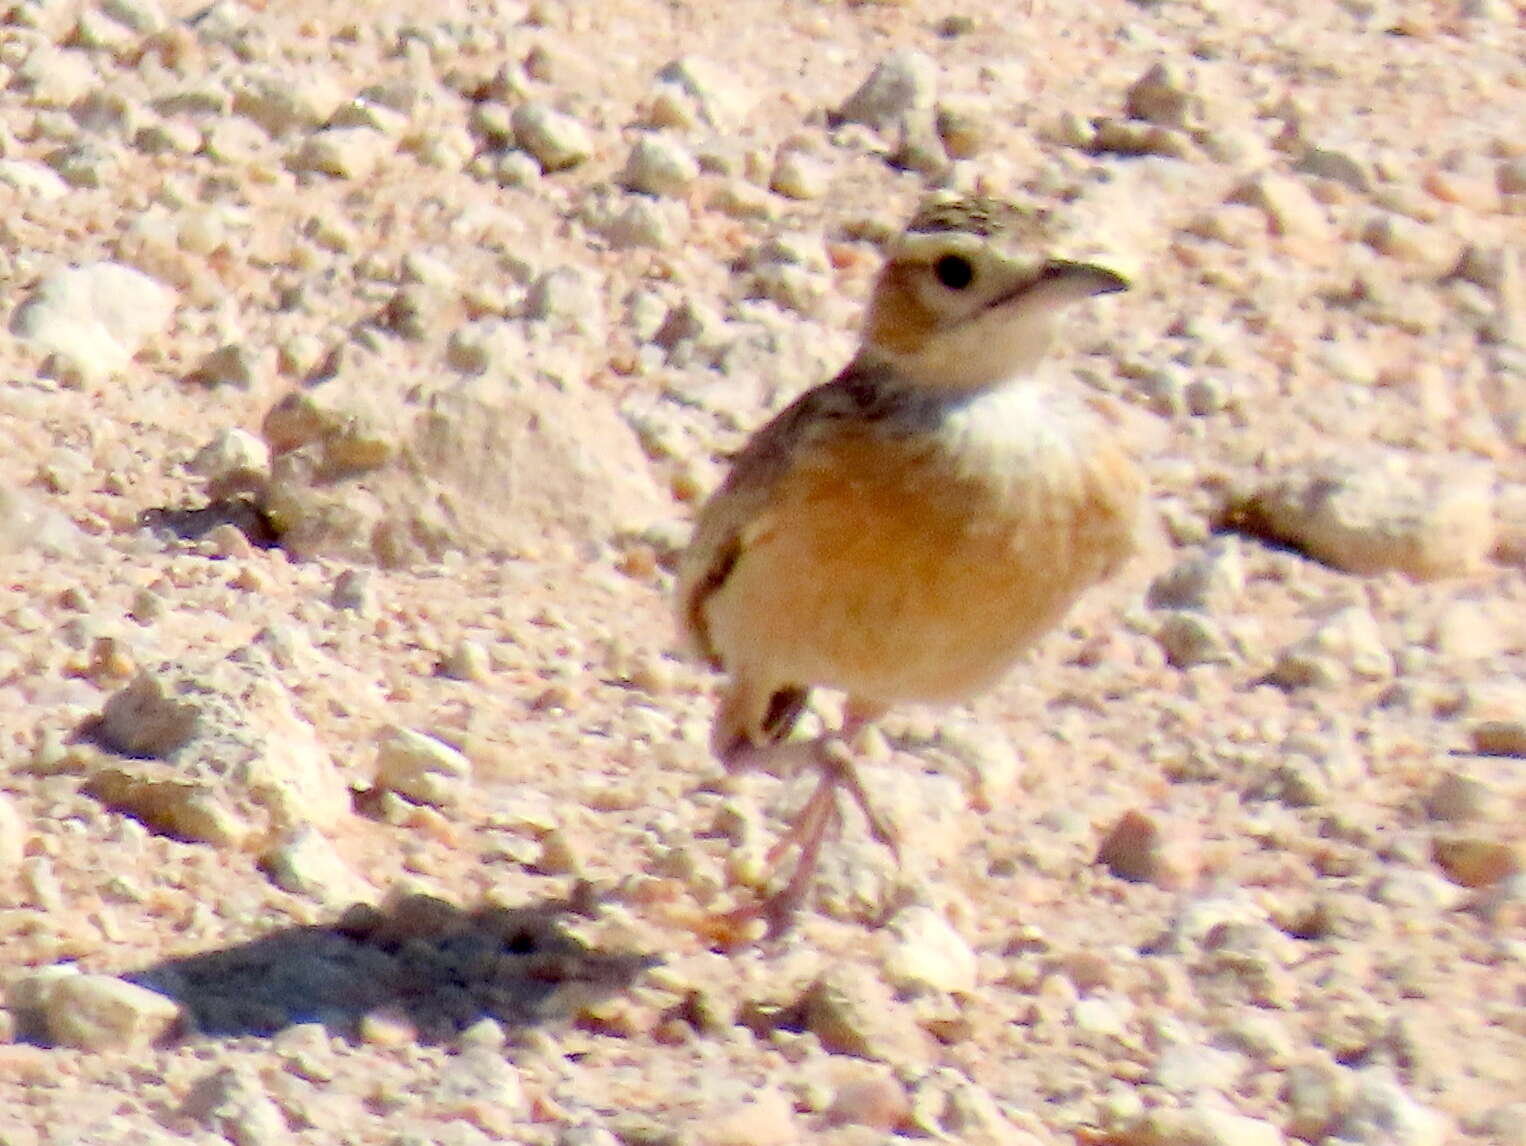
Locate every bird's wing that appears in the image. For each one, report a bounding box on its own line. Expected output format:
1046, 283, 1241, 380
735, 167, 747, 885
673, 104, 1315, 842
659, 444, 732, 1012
676, 358, 898, 668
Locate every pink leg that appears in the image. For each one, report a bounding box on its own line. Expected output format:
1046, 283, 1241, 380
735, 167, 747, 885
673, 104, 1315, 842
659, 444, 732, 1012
719, 702, 900, 937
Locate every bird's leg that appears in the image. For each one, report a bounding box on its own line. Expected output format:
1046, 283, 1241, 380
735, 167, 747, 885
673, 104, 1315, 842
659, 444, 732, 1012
831, 700, 900, 862
712, 701, 901, 939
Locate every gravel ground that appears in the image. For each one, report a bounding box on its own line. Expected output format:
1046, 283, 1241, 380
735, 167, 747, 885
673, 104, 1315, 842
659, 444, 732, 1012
0, 1, 1523, 1144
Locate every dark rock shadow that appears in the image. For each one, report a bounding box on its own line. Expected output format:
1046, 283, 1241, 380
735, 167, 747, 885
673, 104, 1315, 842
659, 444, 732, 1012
138, 496, 279, 547
119, 887, 658, 1046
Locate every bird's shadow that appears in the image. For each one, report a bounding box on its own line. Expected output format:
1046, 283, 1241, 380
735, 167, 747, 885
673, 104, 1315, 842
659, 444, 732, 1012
79, 887, 657, 1047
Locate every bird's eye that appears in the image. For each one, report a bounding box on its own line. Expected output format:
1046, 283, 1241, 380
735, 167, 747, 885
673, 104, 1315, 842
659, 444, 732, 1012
933, 254, 975, 291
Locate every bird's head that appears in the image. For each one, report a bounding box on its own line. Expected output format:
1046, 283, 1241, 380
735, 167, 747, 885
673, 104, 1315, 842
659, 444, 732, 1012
860, 195, 1128, 390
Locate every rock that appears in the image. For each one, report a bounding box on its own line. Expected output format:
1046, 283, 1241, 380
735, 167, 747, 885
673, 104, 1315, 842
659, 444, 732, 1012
431, 1047, 527, 1130
232, 70, 346, 136
769, 149, 830, 200
11, 262, 176, 382
84, 655, 348, 848
290, 127, 392, 180
1151, 1042, 1244, 1094
1433, 836, 1519, 889
33, 974, 181, 1050
907, 1071, 1037, 1144
1471, 720, 1526, 757
892, 105, 952, 178
0, 483, 87, 558
1237, 453, 1496, 579
15, 46, 95, 106
261, 825, 371, 906
1297, 144, 1373, 191
95, 670, 201, 758
374, 726, 473, 808
1148, 540, 1245, 610
187, 342, 261, 389
655, 56, 753, 131
1092, 119, 1194, 159
329, 568, 375, 613
0, 159, 70, 199
46, 139, 120, 191
1372, 867, 1462, 911
1131, 1106, 1281, 1146
589, 195, 685, 250
1475, 1103, 1526, 1146
801, 967, 931, 1064
182, 1066, 289, 1146
1270, 606, 1393, 689
1126, 61, 1198, 129
1284, 1055, 1356, 1141
0, 795, 22, 872
882, 906, 977, 994
189, 428, 271, 496
1425, 771, 1496, 823
935, 102, 989, 159
835, 50, 938, 133
697, 1087, 797, 1146
440, 638, 491, 683
259, 360, 662, 566
1098, 809, 1196, 887
1499, 157, 1526, 195
620, 133, 699, 197
1362, 211, 1458, 270
1229, 173, 1333, 241
526, 266, 604, 331
899, 723, 1020, 811
512, 103, 592, 172
1155, 611, 1234, 668
1332, 1067, 1450, 1146
825, 1071, 910, 1132
102, 0, 168, 33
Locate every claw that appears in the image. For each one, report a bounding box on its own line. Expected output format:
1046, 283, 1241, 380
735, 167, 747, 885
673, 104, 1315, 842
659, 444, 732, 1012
707, 732, 899, 943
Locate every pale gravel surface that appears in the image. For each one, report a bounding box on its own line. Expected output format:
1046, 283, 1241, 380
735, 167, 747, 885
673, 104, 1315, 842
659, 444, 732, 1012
0, 1, 1523, 1144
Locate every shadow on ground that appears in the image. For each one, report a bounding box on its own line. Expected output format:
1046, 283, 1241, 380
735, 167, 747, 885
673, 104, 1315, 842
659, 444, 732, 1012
119, 887, 658, 1045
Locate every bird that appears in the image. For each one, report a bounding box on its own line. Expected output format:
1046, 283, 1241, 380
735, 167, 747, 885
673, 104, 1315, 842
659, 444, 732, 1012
677, 194, 1143, 937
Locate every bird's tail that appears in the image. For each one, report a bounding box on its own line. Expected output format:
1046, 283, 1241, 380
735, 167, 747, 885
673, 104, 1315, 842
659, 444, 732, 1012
711, 683, 809, 768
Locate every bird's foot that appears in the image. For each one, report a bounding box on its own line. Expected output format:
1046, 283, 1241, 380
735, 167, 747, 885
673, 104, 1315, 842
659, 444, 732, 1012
700, 736, 901, 946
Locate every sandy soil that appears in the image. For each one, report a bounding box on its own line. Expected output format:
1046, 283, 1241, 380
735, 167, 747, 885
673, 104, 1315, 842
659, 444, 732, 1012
0, 1, 1522, 1144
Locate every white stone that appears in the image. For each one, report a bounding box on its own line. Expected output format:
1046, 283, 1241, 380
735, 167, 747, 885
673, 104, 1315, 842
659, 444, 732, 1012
882, 906, 977, 994
233, 70, 346, 136
291, 127, 392, 180
1334, 1068, 1450, 1146
512, 103, 591, 172
182, 1067, 288, 1146
621, 133, 699, 197
189, 427, 270, 489
374, 726, 473, 808
1243, 453, 1496, 580
0, 795, 23, 872
655, 56, 753, 130
0, 159, 69, 199
11, 262, 176, 382
1230, 173, 1332, 241
86, 657, 349, 847
102, 0, 168, 33
770, 150, 830, 200
526, 266, 604, 329
262, 826, 371, 907
1271, 606, 1393, 688
836, 50, 939, 132
44, 975, 182, 1051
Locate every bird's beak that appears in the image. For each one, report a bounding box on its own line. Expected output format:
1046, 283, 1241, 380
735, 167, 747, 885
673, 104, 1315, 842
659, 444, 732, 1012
988, 259, 1130, 316
1036, 259, 1130, 297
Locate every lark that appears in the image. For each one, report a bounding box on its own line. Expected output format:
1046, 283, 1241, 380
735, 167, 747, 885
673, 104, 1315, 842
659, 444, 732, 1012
678, 194, 1142, 934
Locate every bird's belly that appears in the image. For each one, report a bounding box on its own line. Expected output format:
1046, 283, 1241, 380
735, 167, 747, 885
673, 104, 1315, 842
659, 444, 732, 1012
708, 425, 1140, 705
